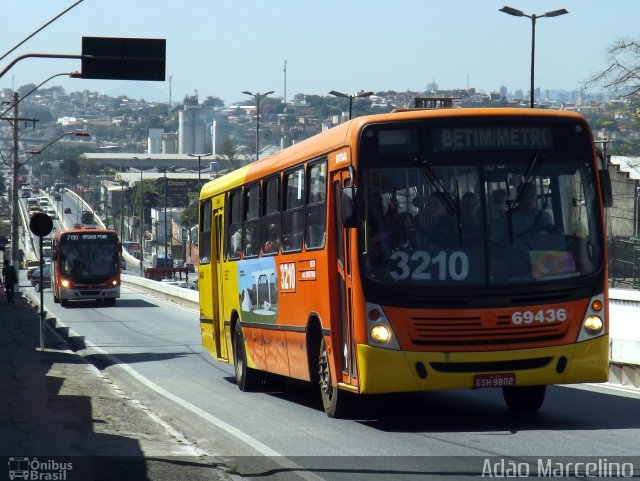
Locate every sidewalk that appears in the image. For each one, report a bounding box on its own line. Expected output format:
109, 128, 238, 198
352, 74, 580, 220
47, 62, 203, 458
0, 291, 231, 481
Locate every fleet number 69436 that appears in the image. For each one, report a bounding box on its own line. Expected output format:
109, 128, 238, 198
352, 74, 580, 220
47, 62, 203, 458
511, 308, 567, 324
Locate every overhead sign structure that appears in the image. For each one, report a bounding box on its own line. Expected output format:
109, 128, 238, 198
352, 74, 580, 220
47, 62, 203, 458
81, 37, 166, 81
154, 178, 200, 196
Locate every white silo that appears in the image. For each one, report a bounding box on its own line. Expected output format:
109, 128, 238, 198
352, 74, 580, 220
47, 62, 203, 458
162, 133, 179, 154
179, 95, 206, 154
148, 128, 164, 154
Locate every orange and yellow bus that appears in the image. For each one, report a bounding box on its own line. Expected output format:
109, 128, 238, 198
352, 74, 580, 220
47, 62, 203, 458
51, 228, 122, 307
198, 108, 610, 417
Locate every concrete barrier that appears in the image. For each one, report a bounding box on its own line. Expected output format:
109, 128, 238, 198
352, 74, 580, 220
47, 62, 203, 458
609, 288, 640, 388
122, 273, 198, 310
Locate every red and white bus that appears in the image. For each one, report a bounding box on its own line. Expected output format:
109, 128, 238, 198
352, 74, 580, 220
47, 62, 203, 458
198, 108, 610, 417
51, 228, 122, 307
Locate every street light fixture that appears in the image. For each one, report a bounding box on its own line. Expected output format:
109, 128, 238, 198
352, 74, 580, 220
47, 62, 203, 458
133, 156, 150, 276
329, 90, 374, 120
499, 5, 568, 108
187, 152, 212, 190
242, 90, 274, 161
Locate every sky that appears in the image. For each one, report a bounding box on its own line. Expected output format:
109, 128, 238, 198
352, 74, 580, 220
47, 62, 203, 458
1, 0, 639, 106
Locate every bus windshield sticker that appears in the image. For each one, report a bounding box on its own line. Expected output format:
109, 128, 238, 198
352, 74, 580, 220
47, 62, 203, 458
433, 127, 553, 152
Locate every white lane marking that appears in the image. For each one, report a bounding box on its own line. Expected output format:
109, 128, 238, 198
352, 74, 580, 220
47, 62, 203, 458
52, 316, 327, 481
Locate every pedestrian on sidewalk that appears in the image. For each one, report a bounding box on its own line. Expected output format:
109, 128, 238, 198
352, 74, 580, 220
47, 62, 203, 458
2, 259, 18, 303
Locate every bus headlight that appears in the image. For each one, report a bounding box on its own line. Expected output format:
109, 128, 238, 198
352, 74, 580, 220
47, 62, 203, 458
61, 279, 71, 288
112, 280, 118, 286
583, 315, 603, 334
366, 302, 400, 350
577, 294, 607, 341
370, 324, 391, 343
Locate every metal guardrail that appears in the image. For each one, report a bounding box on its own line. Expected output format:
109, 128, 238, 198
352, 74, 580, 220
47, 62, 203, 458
609, 238, 640, 289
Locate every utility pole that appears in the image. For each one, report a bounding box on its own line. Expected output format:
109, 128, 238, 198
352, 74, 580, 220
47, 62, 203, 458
283, 60, 287, 105
6, 92, 38, 280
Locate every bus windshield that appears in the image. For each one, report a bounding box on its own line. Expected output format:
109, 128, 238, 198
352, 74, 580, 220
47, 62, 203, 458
60, 243, 119, 281
361, 154, 603, 287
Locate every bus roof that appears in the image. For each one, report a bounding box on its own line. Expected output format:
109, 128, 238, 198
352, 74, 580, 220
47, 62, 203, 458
199, 107, 588, 199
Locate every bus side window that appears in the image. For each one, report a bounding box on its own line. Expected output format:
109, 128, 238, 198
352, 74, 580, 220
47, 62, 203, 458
282, 168, 304, 252
243, 184, 260, 257
305, 160, 327, 249
199, 199, 212, 264
227, 190, 242, 259
261, 176, 281, 255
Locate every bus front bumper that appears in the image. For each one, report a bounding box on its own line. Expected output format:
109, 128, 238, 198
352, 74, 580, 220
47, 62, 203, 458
355, 336, 609, 394
59, 286, 120, 301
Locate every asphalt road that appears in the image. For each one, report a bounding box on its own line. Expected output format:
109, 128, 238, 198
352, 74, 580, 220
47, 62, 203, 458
30, 282, 640, 480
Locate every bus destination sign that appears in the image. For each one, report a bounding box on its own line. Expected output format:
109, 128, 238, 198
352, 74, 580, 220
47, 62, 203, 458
62, 232, 117, 243
433, 126, 553, 152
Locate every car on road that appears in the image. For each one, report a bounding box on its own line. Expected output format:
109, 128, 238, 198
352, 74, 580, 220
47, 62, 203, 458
45, 206, 57, 219
30, 264, 51, 291
25, 261, 40, 279
72, 223, 81, 229
64, 207, 72, 214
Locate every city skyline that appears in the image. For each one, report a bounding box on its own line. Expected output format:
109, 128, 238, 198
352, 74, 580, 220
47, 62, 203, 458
2, 0, 638, 105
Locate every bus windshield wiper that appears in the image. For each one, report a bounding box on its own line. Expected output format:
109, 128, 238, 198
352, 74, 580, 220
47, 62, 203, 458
415, 156, 458, 216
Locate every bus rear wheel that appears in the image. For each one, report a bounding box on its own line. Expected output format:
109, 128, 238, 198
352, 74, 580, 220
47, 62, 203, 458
318, 337, 351, 418
233, 322, 261, 392
502, 385, 546, 412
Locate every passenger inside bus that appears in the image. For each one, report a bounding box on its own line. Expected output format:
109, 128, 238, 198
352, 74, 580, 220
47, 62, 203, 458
392, 212, 416, 250
263, 223, 279, 254
366, 192, 391, 267
460, 191, 482, 245
489, 188, 508, 242
244, 225, 258, 256
230, 228, 242, 257
512, 183, 554, 238
426, 192, 456, 249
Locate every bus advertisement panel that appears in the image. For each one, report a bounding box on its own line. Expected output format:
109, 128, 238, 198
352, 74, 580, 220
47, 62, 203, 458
51, 229, 122, 307
198, 108, 609, 417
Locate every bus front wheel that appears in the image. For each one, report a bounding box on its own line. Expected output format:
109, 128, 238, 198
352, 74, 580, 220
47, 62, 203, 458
502, 385, 546, 413
318, 337, 351, 418
233, 323, 261, 391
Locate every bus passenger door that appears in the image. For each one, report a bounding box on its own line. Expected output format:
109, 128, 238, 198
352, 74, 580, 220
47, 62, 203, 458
212, 207, 228, 360
332, 172, 357, 386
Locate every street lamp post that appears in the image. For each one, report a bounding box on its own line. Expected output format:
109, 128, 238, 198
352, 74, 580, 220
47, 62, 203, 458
187, 152, 212, 190
499, 6, 568, 108
242, 90, 274, 161
133, 156, 150, 276
164, 168, 168, 262
160, 167, 176, 265
329, 90, 374, 120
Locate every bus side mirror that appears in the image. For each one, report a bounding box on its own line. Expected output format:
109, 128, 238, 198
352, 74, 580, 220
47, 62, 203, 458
600, 170, 613, 208
596, 147, 613, 208
341, 186, 358, 228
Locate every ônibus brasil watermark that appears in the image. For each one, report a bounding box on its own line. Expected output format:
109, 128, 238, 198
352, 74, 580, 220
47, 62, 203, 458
7, 457, 72, 480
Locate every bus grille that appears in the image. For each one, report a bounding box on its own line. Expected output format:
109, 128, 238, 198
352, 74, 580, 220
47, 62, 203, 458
408, 314, 568, 346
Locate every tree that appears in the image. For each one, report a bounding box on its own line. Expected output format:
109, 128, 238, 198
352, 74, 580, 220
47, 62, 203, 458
60, 157, 80, 184
220, 137, 240, 170
590, 38, 640, 102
